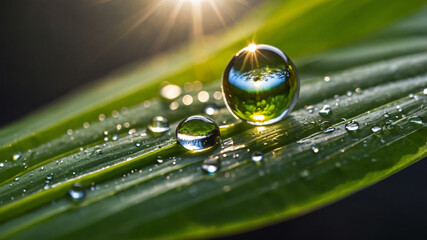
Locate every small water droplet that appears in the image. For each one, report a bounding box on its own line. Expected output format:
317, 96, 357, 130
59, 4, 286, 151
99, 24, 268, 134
320, 121, 335, 133
408, 93, 414, 98
371, 126, 382, 133
176, 115, 220, 151
409, 116, 423, 125
202, 156, 220, 175
148, 116, 170, 134
423, 88, 427, 95
319, 105, 332, 117
312, 146, 319, 153
68, 183, 85, 202
156, 156, 164, 164
14, 177, 19, 181
251, 151, 263, 162
112, 135, 119, 141
345, 121, 359, 132
0, 163, 4, 167
198, 91, 210, 103
67, 129, 73, 135
204, 103, 219, 115
12, 152, 22, 161
324, 76, 330, 82
384, 113, 390, 118
222, 44, 299, 125
346, 91, 352, 96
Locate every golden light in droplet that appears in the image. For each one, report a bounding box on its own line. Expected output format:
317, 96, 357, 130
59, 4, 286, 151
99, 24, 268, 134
252, 114, 265, 121
247, 43, 257, 53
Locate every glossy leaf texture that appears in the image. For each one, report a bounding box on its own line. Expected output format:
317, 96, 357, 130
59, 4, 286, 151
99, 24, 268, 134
1, 1, 427, 240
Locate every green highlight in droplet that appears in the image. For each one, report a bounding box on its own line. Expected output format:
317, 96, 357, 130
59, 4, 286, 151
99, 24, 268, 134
222, 44, 300, 125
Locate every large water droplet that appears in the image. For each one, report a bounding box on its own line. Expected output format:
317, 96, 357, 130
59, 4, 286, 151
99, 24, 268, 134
345, 121, 359, 132
68, 183, 85, 202
251, 151, 263, 162
176, 116, 220, 151
319, 105, 332, 117
222, 44, 300, 125
148, 116, 170, 134
202, 156, 220, 175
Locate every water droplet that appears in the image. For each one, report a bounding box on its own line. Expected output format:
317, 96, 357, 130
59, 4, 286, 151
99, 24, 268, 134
176, 115, 220, 151
12, 152, 22, 161
384, 113, 390, 118
14, 177, 19, 181
213, 91, 222, 100
423, 88, 427, 95
156, 156, 164, 164
204, 103, 219, 115
222, 44, 300, 125
371, 126, 382, 133
346, 91, 352, 96
319, 105, 332, 117
112, 134, 119, 141
324, 76, 330, 82
345, 121, 359, 132
0, 163, 4, 167
68, 183, 85, 202
148, 116, 170, 134
202, 156, 220, 175
67, 129, 73, 135
320, 121, 335, 133
311, 146, 319, 153
250, 151, 263, 162
409, 116, 423, 125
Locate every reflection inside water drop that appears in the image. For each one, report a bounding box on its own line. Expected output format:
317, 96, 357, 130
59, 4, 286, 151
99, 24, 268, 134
148, 116, 170, 134
176, 115, 220, 151
68, 183, 85, 202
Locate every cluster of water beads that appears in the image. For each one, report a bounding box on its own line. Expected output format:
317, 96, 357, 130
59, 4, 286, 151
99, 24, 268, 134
222, 44, 300, 125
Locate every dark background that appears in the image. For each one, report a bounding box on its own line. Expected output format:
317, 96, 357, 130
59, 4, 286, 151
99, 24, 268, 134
1, 1, 426, 239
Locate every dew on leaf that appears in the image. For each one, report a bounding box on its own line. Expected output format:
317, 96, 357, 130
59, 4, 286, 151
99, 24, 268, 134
176, 115, 220, 151
345, 121, 359, 132
204, 103, 219, 116
371, 126, 382, 133
409, 116, 423, 125
12, 152, 22, 161
68, 183, 86, 202
319, 105, 332, 117
251, 151, 263, 162
202, 156, 220, 175
222, 44, 299, 125
148, 116, 170, 134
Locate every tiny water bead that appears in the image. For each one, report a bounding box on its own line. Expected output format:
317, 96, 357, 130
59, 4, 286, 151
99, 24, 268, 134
320, 121, 335, 133
202, 156, 220, 174
204, 103, 219, 115
345, 120, 360, 132
251, 151, 263, 162
319, 105, 332, 117
12, 152, 22, 161
68, 183, 86, 202
371, 126, 382, 133
222, 44, 300, 125
409, 116, 423, 125
148, 116, 170, 134
176, 115, 220, 151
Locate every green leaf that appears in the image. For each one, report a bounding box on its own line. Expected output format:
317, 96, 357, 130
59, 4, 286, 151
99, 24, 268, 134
1, 1, 427, 239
